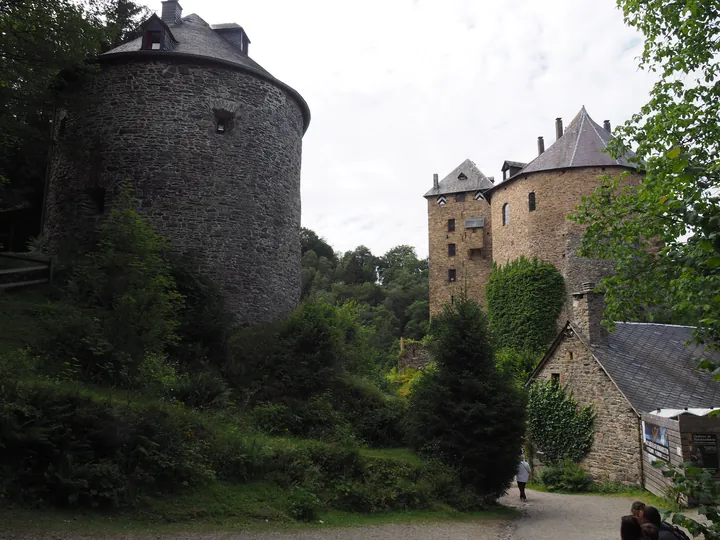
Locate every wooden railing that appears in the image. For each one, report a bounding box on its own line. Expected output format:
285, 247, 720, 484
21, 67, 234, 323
0, 252, 53, 290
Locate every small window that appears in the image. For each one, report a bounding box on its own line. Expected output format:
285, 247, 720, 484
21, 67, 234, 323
502, 203, 509, 225
451, 295, 455, 304
213, 108, 234, 135
144, 30, 163, 50
458, 172, 467, 180
455, 193, 466, 203
448, 219, 455, 232
551, 373, 560, 385
448, 243, 456, 257
468, 248, 482, 260
85, 187, 106, 215
529, 192, 536, 211
448, 269, 456, 282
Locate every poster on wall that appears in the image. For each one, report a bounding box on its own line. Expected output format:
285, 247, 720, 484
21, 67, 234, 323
689, 433, 718, 471
643, 422, 670, 461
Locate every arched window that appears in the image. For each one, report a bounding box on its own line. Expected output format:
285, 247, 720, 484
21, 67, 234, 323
528, 192, 536, 211
502, 203, 509, 225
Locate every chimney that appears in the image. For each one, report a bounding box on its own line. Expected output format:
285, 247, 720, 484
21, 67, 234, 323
571, 283, 607, 345
537, 136, 545, 156
603, 119, 611, 132
433, 173, 439, 190
161, 1, 182, 25
555, 118, 563, 140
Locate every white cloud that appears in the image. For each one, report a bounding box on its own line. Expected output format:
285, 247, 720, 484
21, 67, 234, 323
140, 0, 655, 258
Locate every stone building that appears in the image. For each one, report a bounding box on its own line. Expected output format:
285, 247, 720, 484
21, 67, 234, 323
527, 288, 720, 485
43, 1, 310, 324
424, 107, 641, 318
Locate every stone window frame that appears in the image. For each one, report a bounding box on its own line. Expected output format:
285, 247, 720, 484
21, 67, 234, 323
502, 203, 509, 225
448, 269, 456, 282
448, 243, 456, 257
529, 192, 536, 211
213, 108, 235, 135
455, 193, 466, 203
448, 219, 456, 232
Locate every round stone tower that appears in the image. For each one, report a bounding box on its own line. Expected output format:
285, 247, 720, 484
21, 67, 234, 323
43, 1, 310, 325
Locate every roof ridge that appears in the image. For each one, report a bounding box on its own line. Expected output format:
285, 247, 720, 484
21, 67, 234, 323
587, 114, 622, 166
569, 108, 586, 167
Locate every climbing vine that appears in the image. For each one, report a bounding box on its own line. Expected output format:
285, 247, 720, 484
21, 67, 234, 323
526, 380, 595, 464
486, 257, 565, 353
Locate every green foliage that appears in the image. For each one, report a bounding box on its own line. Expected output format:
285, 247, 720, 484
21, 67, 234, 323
653, 460, 720, 539
287, 488, 321, 521
486, 257, 565, 353
494, 348, 542, 384
406, 297, 526, 498
539, 460, 592, 492
571, 0, 720, 349
33, 182, 183, 386
386, 366, 427, 397
526, 380, 595, 464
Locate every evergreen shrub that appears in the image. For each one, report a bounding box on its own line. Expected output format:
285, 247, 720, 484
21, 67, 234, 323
406, 297, 526, 499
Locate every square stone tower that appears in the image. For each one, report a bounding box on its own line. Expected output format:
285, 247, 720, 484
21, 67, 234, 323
424, 159, 494, 317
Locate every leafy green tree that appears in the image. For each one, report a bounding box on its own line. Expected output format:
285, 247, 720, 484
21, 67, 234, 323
406, 297, 525, 499
0, 0, 146, 244
526, 380, 595, 464
571, 0, 720, 348
336, 246, 379, 285
300, 227, 336, 263
53, 182, 182, 383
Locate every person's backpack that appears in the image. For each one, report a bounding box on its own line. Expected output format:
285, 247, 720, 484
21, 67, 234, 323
662, 522, 691, 540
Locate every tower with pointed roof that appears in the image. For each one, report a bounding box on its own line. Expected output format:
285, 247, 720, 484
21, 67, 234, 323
43, 1, 310, 325
424, 107, 640, 318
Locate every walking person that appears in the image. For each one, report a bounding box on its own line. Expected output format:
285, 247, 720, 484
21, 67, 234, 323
516, 455, 531, 502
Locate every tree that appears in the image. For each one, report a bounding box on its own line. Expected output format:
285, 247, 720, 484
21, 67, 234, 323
571, 0, 720, 348
0, 0, 147, 246
406, 297, 525, 499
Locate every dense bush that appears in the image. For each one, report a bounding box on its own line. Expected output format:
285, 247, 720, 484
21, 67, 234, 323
539, 460, 592, 492
526, 380, 595, 464
406, 297, 526, 499
33, 182, 183, 386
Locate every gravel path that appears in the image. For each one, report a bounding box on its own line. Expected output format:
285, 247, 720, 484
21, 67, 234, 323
0, 488, 647, 540
500, 486, 639, 539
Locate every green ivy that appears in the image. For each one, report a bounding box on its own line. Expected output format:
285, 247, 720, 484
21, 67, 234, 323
485, 257, 565, 353
526, 380, 595, 464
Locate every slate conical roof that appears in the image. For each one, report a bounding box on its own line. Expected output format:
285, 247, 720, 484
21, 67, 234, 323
424, 158, 494, 198
101, 13, 310, 131
519, 106, 637, 175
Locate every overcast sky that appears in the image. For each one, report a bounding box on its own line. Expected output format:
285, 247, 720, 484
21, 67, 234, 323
141, 0, 655, 258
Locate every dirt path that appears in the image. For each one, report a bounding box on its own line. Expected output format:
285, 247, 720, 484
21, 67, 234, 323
500, 486, 638, 539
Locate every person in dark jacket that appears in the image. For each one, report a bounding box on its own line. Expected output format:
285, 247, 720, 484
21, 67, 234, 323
642, 506, 680, 540
621, 515, 642, 540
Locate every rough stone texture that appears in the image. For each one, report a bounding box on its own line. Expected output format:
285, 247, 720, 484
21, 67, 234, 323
571, 291, 607, 344
44, 58, 305, 325
398, 340, 432, 371
536, 329, 642, 484
488, 166, 641, 322
427, 193, 493, 317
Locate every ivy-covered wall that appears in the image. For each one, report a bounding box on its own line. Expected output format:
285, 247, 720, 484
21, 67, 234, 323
534, 329, 642, 484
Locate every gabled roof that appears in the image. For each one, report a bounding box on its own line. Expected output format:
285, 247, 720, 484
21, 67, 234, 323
101, 13, 310, 131
502, 160, 527, 170
486, 107, 637, 197
424, 159, 494, 198
529, 322, 720, 415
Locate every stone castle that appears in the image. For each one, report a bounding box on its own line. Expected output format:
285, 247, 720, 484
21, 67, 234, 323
43, 1, 309, 324
425, 107, 640, 318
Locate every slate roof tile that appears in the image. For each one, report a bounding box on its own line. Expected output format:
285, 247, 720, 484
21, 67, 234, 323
424, 158, 494, 198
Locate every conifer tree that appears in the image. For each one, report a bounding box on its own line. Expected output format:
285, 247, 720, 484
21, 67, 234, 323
406, 297, 526, 499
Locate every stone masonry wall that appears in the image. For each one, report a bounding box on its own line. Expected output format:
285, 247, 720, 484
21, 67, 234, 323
427, 193, 493, 317
44, 58, 305, 325
537, 330, 642, 484
398, 341, 433, 371
489, 167, 641, 323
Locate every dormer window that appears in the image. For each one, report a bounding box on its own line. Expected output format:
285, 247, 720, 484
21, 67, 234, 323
144, 30, 163, 50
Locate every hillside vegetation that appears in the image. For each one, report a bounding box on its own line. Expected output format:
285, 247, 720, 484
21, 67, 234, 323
0, 186, 522, 529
